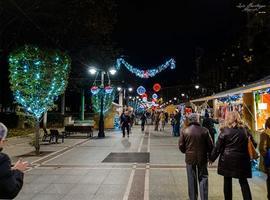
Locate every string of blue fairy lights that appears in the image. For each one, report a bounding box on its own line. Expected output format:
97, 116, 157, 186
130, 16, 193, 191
116, 58, 176, 78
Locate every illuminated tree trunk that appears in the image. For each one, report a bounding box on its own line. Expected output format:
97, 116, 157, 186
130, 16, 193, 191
61, 93, 65, 115
35, 119, 40, 155
43, 111, 47, 129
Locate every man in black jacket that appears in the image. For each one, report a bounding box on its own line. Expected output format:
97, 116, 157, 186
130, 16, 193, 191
120, 111, 131, 137
179, 114, 213, 200
0, 122, 29, 199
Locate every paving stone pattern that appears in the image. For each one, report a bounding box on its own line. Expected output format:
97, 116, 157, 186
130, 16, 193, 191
7, 126, 267, 200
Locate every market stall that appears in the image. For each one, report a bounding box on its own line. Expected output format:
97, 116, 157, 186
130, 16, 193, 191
254, 88, 270, 131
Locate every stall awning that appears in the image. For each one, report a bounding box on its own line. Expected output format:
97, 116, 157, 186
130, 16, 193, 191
190, 75, 270, 103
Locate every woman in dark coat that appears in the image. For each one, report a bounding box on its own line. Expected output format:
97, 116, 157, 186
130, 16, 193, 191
210, 112, 256, 200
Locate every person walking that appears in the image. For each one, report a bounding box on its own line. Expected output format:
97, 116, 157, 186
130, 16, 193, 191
0, 122, 29, 199
140, 112, 147, 132
154, 111, 160, 131
210, 111, 255, 200
159, 111, 166, 131
120, 111, 131, 137
259, 117, 270, 200
202, 112, 219, 142
179, 113, 213, 200
174, 109, 181, 136
170, 114, 175, 135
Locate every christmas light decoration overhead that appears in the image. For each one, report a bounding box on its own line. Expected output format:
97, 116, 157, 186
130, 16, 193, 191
153, 83, 161, 92
9, 45, 71, 119
152, 93, 158, 99
218, 94, 243, 103
137, 86, 146, 95
116, 58, 176, 78
91, 86, 115, 114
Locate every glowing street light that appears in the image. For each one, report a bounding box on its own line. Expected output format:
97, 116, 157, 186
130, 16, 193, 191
88, 67, 116, 138
195, 85, 200, 89
109, 68, 117, 75
181, 93, 185, 97
89, 68, 97, 75
117, 87, 122, 91
128, 87, 133, 92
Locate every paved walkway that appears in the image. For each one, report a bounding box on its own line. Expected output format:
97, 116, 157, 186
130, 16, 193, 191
5, 125, 267, 200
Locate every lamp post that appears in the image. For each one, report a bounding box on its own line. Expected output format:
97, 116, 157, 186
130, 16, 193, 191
117, 86, 133, 108
89, 67, 116, 138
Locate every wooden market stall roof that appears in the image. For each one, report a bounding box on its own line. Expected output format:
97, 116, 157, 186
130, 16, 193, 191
190, 75, 270, 103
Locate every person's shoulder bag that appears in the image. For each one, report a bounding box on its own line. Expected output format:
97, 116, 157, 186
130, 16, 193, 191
245, 128, 259, 160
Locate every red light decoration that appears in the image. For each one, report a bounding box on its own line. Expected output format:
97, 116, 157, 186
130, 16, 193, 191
105, 86, 113, 94
91, 86, 100, 95
142, 93, 148, 98
153, 83, 161, 92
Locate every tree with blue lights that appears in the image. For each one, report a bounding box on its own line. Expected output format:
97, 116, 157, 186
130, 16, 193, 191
9, 45, 71, 154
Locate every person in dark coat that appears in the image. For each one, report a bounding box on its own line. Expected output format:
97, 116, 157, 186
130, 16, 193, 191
179, 113, 213, 200
0, 122, 29, 199
259, 117, 270, 200
140, 113, 147, 132
120, 111, 131, 137
202, 112, 219, 142
210, 111, 256, 200
174, 109, 181, 136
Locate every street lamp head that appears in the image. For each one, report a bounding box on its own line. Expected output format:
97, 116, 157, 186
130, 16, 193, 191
89, 68, 97, 75
117, 87, 122, 91
109, 68, 117, 75
195, 85, 200, 89
129, 96, 132, 99
128, 87, 133, 92
174, 97, 177, 101
181, 93, 185, 97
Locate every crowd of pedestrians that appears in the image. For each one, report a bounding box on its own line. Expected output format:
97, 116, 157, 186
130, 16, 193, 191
179, 111, 270, 200
1, 107, 270, 199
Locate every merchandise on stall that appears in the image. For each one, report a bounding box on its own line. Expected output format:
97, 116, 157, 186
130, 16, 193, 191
254, 90, 270, 130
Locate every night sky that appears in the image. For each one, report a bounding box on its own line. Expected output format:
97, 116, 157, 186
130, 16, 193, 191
113, 0, 244, 93
0, 0, 248, 106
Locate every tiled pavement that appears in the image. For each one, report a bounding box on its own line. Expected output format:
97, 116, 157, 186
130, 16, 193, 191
6, 125, 267, 200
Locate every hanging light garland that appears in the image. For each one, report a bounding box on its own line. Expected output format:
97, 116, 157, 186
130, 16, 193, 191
116, 58, 176, 78
218, 94, 243, 103
9, 45, 71, 119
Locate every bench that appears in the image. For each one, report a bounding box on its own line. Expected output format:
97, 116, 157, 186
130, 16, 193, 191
64, 125, 93, 138
49, 129, 65, 143
42, 128, 54, 143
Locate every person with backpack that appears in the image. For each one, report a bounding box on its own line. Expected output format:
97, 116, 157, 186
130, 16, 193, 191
259, 117, 270, 200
